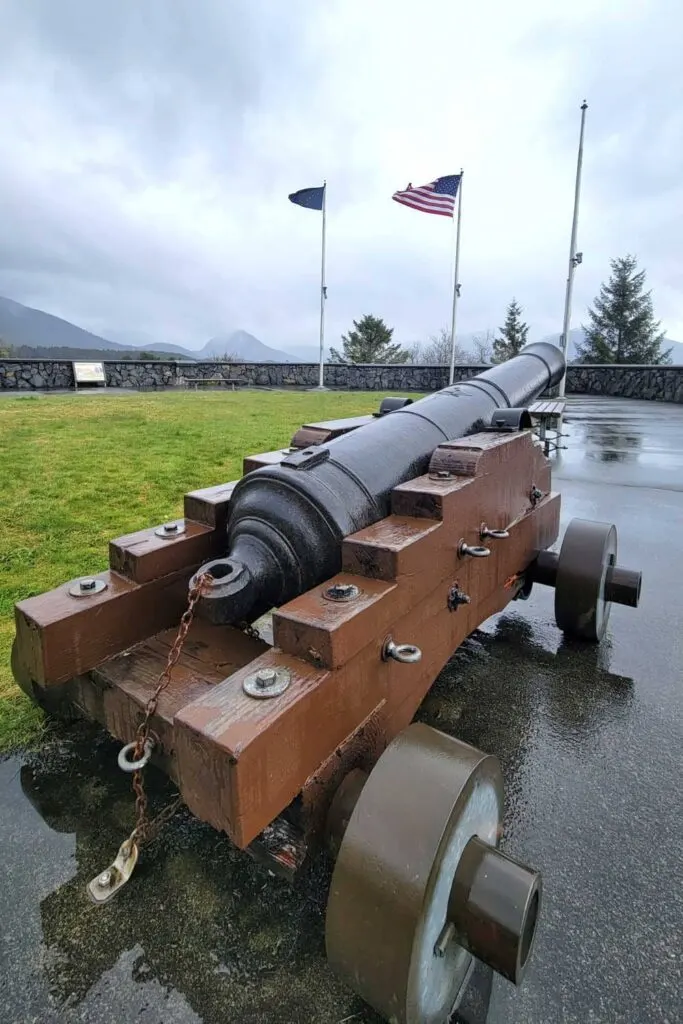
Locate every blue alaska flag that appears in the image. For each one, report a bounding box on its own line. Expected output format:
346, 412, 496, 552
289, 185, 325, 210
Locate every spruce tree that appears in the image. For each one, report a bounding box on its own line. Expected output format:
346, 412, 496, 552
492, 299, 529, 363
329, 314, 411, 364
576, 255, 671, 364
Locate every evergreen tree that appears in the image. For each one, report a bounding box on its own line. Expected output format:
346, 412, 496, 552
576, 255, 671, 364
329, 314, 411, 364
492, 299, 529, 363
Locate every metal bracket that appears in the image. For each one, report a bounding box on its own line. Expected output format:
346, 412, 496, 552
447, 584, 471, 612
281, 446, 330, 470
87, 838, 139, 905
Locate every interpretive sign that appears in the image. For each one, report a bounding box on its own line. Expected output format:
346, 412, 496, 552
73, 362, 106, 388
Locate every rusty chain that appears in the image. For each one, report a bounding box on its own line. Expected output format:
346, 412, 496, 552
89, 573, 269, 900
125, 578, 266, 848
128, 571, 213, 846
238, 619, 262, 641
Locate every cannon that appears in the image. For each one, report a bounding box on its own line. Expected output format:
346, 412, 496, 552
11, 343, 642, 1024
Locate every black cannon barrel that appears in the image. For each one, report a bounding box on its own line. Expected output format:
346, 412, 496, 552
193, 342, 565, 624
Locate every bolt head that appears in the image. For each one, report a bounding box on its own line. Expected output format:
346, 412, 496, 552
255, 668, 277, 689
98, 870, 112, 887
80, 578, 97, 591
163, 522, 179, 533
324, 582, 361, 602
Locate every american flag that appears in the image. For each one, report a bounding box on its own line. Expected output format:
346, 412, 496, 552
392, 174, 461, 218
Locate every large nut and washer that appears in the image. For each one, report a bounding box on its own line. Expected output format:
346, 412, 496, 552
243, 667, 291, 699
68, 577, 108, 598
323, 583, 361, 603
155, 520, 187, 539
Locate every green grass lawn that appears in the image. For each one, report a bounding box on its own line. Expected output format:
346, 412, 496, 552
0, 388, 419, 752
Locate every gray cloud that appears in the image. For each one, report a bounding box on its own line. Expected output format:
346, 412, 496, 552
1, 0, 681, 352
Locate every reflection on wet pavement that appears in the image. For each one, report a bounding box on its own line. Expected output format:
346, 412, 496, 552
2, 395, 682, 1024
558, 395, 683, 489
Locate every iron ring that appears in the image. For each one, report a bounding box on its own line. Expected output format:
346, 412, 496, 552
382, 638, 423, 664
117, 738, 154, 773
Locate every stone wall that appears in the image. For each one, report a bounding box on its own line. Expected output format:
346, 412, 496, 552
0, 359, 481, 392
565, 364, 683, 403
0, 360, 75, 390
1, 358, 682, 402
178, 361, 480, 390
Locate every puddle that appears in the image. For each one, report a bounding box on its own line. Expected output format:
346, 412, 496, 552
556, 396, 683, 490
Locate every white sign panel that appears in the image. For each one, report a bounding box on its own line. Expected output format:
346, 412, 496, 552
73, 361, 106, 384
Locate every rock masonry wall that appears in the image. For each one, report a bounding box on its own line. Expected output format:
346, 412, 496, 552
1, 358, 682, 402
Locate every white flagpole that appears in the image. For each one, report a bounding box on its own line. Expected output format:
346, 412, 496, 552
448, 171, 463, 386
317, 181, 327, 389
558, 101, 588, 398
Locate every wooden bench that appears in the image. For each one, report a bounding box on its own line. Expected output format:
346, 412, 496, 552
529, 400, 566, 417
529, 399, 567, 455
180, 376, 248, 392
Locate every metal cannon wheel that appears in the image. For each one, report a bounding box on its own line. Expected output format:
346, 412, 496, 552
554, 518, 618, 641
325, 724, 540, 1024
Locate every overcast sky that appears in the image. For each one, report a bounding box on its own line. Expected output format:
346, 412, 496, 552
1, 0, 681, 351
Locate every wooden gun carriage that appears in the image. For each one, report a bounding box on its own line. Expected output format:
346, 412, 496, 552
12, 343, 641, 1024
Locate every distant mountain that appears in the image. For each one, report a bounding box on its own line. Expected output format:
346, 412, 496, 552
539, 327, 683, 365
0, 295, 126, 351
106, 330, 196, 359
0, 297, 313, 363
0, 297, 188, 360
199, 330, 297, 362
5, 344, 180, 362
4, 293, 680, 367
105, 328, 309, 362
0, 297, 306, 363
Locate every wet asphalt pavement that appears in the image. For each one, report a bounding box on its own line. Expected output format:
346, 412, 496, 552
2, 395, 682, 1024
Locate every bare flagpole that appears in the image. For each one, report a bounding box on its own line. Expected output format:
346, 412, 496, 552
448, 170, 464, 386
558, 102, 588, 398
317, 180, 327, 389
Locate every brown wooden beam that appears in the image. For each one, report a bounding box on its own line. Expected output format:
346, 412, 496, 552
109, 520, 222, 583
14, 567, 197, 689
183, 481, 237, 530
174, 649, 385, 849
